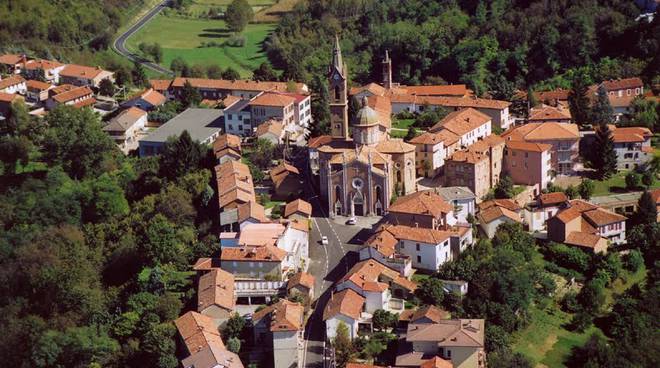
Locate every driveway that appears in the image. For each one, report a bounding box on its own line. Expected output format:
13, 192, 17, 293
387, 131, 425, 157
112, 0, 174, 75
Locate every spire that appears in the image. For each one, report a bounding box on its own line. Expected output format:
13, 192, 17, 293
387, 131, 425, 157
331, 35, 344, 76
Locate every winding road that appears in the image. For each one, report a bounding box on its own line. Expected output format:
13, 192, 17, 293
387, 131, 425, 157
113, 0, 174, 76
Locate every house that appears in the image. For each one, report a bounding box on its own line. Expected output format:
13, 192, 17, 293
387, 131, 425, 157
197, 268, 235, 323
213, 133, 242, 163
534, 89, 570, 107
502, 122, 580, 175
444, 151, 491, 202
256, 118, 284, 145
436, 187, 476, 224
23, 59, 65, 83
335, 258, 417, 305
399, 305, 450, 327
252, 299, 304, 368
45, 86, 95, 110
121, 88, 166, 111
547, 199, 627, 252
287, 271, 315, 300
410, 130, 449, 178
216, 160, 255, 211
0, 54, 26, 74
174, 311, 245, 368
102, 107, 148, 153
324, 288, 366, 340
360, 225, 413, 278
396, 319, 485, 368
0, 75, 27, 94
527, 104, 572, 124
168, 77, 308, 101
139, 108, 223, 156
25, 80, 52, 102
608, 125, 654, 170
387, 190, 456, 229
466, 135, 505, 189
308, 135, 334, 174
283, 199, 312, 220
278, 92, 312, 127
220, 245, 287, 280
233, 201, 268, 229
524, 192, 569, 232
429, 108, 492, 148
248, 92, 297, 127
387, 225, 455, 272
600, 77, 644, 99
504, 141, 553, 194
0, 92, 23, 117
59, 64, 114, 87
390, 95, 511, 131
223, 97, 252, 136
439, 280, 469, 296
477, 199, 522, 238
269, 162, 302, 200
148, 79, 172, 95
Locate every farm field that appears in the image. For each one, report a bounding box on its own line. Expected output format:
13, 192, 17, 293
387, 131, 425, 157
125, 14, 274, 77
187, 0, 275, 16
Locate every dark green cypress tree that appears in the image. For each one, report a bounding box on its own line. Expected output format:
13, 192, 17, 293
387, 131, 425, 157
592, 123, 617, 179
633, 190, 658, 227
568, 70, 591, 127
591, 85, 614, 125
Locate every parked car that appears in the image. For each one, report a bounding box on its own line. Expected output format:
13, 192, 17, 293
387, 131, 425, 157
346, 216, 357, 225
321, 236, 329, 245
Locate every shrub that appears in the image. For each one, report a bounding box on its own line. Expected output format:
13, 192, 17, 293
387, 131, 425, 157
561, 291, 580, 313
625, 172, 640, 190
568, 311, 593, 332
545, 242, 591, 274
623, 249, 644, 272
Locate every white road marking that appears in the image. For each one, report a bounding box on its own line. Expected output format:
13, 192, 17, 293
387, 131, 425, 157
311, 217, 331, 290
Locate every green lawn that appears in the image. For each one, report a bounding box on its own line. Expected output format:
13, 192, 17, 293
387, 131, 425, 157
591, 170, 660, 196
187, 0, 274, 14
125, 14, 275, 77
392, 119, 415, 130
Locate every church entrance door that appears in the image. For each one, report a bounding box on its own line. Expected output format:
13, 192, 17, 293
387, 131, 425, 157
351, 191, 364, 216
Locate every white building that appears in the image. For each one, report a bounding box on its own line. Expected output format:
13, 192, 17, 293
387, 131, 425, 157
523, 192, 568, 232
436, 186, 477, 224
429, 108, 492, 148
223, 98, 252, 136
0, 75, 27, 95
103, 107, 148, 154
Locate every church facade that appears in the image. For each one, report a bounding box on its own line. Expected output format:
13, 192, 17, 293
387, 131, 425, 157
317, 37, 416, 217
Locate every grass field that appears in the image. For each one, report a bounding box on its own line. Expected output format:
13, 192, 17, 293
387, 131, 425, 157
187, 0, 275, 16
591, 170, 660, 196
126, 14, 274, 77
392, 118, 415, 130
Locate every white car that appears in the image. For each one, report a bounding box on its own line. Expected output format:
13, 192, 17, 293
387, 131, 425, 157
321, 236, 329, 245
346, 216, 357, 225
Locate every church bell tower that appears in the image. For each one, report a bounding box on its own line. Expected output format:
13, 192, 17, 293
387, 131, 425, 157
328, 35, 349, 139
382, 50, 392, 89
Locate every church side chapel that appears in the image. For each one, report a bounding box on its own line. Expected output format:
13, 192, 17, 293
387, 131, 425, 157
317, 37, 416, 217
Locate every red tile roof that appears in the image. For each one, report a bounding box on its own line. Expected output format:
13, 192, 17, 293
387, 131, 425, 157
26, 79, 51, 90
220, 245, 286, 262
249, 92, 296, 107
52, 86, 93, 103
389, 190, 454, 218
171, 77, 307, 94
60, 64, 105, 79
198, 268, 235, 312
502, 122, 579, 141
601, 77, 643, 91
0, 75, 25, 90
283, 199, 312, 218
430, 108, 491, 135
287, 271, 315, 291
506, 140, 552, 153
323, 288, 365, 320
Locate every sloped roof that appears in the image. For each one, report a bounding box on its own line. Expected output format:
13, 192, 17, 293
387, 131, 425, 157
256, 119, 283, 138
502, 122, 579, 141
565, 232, 605, 249
478, 199, 521, 212
60, 64, 105, 79
52, 86, 93, 103
506, 140, 552, 153
269, 162, 300, 188
387, 225, 452, 245
538, 192, 568, 207
253, 299, 304, 332
198, 268, 235, 312
238, 223, 285, 247
350, 82, 387, 97
601, 77, 643, 91
0, 75, 25, 89
406, 319, 484, 347
26, 79, 51, 90
478, 206, 521, 224
528, 105, 572, 122
103, 107, 147, 132
283, 199, 312, 218
375, 138, 415, 153
249, 92, 296, 107
421, 356, 454, 368
237, 201, 267, 223
363, 226, 398, 258
447, 150, 487, 165
181, 344, 244, 368
213, 133, 241, 156
220, 245, 286, 262
430, 108, 491, 136
411, 305, 449, 324
174, 311, 225, 354
0, 54, 23, 65
308, 135, 334, 148
338, 259, 417, 292
389, 190, 453, 218
287, 271, 315, 291
171, 77, 307, 94
323, 288, 365, 320
24, 58, 63, 71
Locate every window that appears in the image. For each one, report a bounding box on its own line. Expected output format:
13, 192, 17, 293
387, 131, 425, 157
447, 350, 451, 358
334, 86, 341, 100
232, 261, 237, 267
417, 255, 421, 263
249, 262, 254, 268
416, 243, 420, 251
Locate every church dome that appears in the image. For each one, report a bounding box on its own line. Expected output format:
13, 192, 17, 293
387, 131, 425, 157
354, 96, 380, 126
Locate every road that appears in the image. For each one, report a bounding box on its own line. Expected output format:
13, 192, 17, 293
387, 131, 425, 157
112, 0, 174, 76
291, 148, 379, 367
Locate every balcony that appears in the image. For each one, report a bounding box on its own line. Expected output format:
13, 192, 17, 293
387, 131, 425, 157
383, 254, 413, 277
387, 298, 405, 312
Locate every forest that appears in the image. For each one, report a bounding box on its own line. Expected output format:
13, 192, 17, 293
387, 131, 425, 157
266, 0, 659, 96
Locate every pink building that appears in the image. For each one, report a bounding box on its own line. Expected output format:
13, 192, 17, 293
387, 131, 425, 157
502, 122, 579, 175
504, 141, 553, 194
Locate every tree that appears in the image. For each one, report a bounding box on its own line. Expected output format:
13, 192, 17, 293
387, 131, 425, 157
641, 170, 654, 188
494, 175, 514, 199
248, 138, 275, 169
206, 64, 223, 79
527, 86, 538, 109
564, 185, 578, 199
632, 190, 658, 227
625, 172, 640, 190
180, 80, 201, 108
43, 106, 117, 179
348, 95, 361, 125
159, 131, 203, 179
372, 309, 397, 331
252, 62, 277, 81
152, 42, 163, 63
98, 78, 115, 97
624, 97, 659, 130
113, 66, 131, 87
0, 136, 30, 175
222, 67, 240, 80
568, 334, 614, 367
1, 99, 31, 136
591, 85, 614, 125
578, 179, 595, 200
591, 124, 617, 179
132, 61, 148, 87
225, 0, 254, 33
309, 77, 331, 137
223, 313, 246, 340
623, 249, 644, 272
170, 57, 190, 77
415, 278, 446, 306
404, 126, 418, 141
333, 322, 354, 368
226, 337, 241, 353
568, 70, 591, 126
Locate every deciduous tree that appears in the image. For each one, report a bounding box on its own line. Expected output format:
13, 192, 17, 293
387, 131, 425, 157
225, 0, 254, 33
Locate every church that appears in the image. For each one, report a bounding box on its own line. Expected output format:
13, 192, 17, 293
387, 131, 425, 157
316, 37, 416, 217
